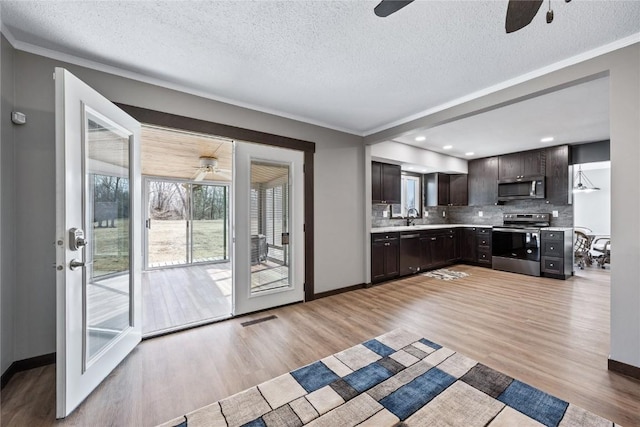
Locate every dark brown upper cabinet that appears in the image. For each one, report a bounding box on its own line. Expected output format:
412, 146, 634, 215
498, 149, 545, 180
545, 145, 569, 204
449, 174, 468, 206
424, 173, 468, 206
468, 157, 498, 206
424, 173, 449, 206
372, 161, 401, 204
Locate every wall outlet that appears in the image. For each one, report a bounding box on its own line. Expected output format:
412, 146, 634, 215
479, 211, 483, 217
442, 210, 446, 218
424, 211, 428, 217
552, 210, 559, 218
382, 210, 388, 218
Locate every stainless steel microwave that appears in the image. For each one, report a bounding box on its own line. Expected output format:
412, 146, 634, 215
497, 176, 545, 201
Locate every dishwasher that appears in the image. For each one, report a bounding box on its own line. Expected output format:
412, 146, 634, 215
399, 233, 421, 276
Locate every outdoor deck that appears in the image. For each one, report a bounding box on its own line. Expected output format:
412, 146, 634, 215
142, 261, 289, 335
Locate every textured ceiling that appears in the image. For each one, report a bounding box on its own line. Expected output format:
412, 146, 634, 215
2, 1, 639, 137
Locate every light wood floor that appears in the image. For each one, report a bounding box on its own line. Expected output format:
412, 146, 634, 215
2, 265, 639, 426
142, 263, 232, 335
142, 261, 291, 335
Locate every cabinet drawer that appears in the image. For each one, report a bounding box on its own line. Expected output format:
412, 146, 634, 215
542, 241, 562, 257
477, 248, 492, 264
542, 256, 563, 274
372, 233, 399, 243
477, 235, 491, 247
541, 230, 563, 241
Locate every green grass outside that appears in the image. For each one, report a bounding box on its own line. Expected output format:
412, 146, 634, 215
92, 219, 228, 276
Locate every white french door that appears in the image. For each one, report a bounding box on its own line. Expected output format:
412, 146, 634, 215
233, 142, 304, 315
54, 68, 142, 418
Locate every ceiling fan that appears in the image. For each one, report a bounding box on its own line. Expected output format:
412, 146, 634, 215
373, 0, 571, 33
192, 156, 231, 181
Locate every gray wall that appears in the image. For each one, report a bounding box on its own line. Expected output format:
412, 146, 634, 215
1, 35, 15, 374
6, 47, 365, 362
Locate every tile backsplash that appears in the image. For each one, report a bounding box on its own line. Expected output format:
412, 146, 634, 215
372, 200, 573, 228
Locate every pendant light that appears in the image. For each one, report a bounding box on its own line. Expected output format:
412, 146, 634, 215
573, 165, 600, 193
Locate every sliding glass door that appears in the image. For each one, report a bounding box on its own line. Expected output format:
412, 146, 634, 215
145, 178, 229, 269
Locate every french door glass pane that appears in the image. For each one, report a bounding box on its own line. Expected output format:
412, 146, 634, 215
85, 110, 131, 363
147, 180, 188, 267
250, 161, 290, 294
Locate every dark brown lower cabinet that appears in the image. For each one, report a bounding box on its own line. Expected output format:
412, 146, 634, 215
371, 233, 399, 283
373, 227, 494, 284
460, 228, 477, 262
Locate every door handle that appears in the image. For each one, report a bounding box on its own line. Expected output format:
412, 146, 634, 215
69, 259, 85, 271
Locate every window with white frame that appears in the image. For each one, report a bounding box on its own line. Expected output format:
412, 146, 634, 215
401, 175, 421, 217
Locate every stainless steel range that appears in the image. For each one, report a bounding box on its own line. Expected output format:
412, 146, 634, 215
492, 213, 550, 276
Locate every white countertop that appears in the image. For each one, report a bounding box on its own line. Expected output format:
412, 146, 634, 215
541, 227, 573, 232
372, 224, 493, 233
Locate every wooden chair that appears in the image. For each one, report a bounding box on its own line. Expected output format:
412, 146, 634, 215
574, 230, 593, 269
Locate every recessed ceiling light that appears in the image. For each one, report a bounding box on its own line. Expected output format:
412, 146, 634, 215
443, 145, 453, 150
415, 136, 426, 142
540, 136, 554, 143
465, 152, 474, 156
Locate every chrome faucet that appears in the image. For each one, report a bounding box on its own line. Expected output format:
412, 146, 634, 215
406, 207, 419, 226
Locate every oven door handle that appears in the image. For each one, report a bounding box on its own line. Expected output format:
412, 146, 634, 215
493, 227, 540, 234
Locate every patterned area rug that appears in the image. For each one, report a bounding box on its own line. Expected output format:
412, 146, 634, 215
422, 268, 469, 280
159, 329, 619, 427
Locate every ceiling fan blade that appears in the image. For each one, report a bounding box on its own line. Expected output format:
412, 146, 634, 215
505, 0, 543, 33
215, 171, 232, 180
374, 0, 414, 17
194, 170, 208, 182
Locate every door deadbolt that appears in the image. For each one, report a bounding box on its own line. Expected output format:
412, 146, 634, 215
69, 228, 87, 251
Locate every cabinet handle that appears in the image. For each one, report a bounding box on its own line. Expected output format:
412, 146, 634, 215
431, 238, 437, 241
550, 246, 554, 250
550, 234, 554, 237
550, 263, 554, 267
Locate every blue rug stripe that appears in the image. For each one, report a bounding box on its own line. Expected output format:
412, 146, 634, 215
362, 339, 396, 357
498, 380, 569, 427
343, 362, 394, 392
241, 417, 266, 427
290, 361, 340, 393
419, 338, 442, 350
379, 367, 456, 420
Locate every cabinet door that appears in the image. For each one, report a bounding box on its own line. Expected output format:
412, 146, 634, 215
420, 236, 433, 269
460, 228, 477, 262
445, 233, 457, 262
545, 145, 569, 205
384, 239, 400, 278
522, 150, 544, 177
449, 174, 468, 206
431, 235, 446, 265
498, 153, 523, 179
437, 174, 450, 206
371, 242, 386, 282
371, 161, 383, 203
382, 163, 401, 204
468, 157, 498, 206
